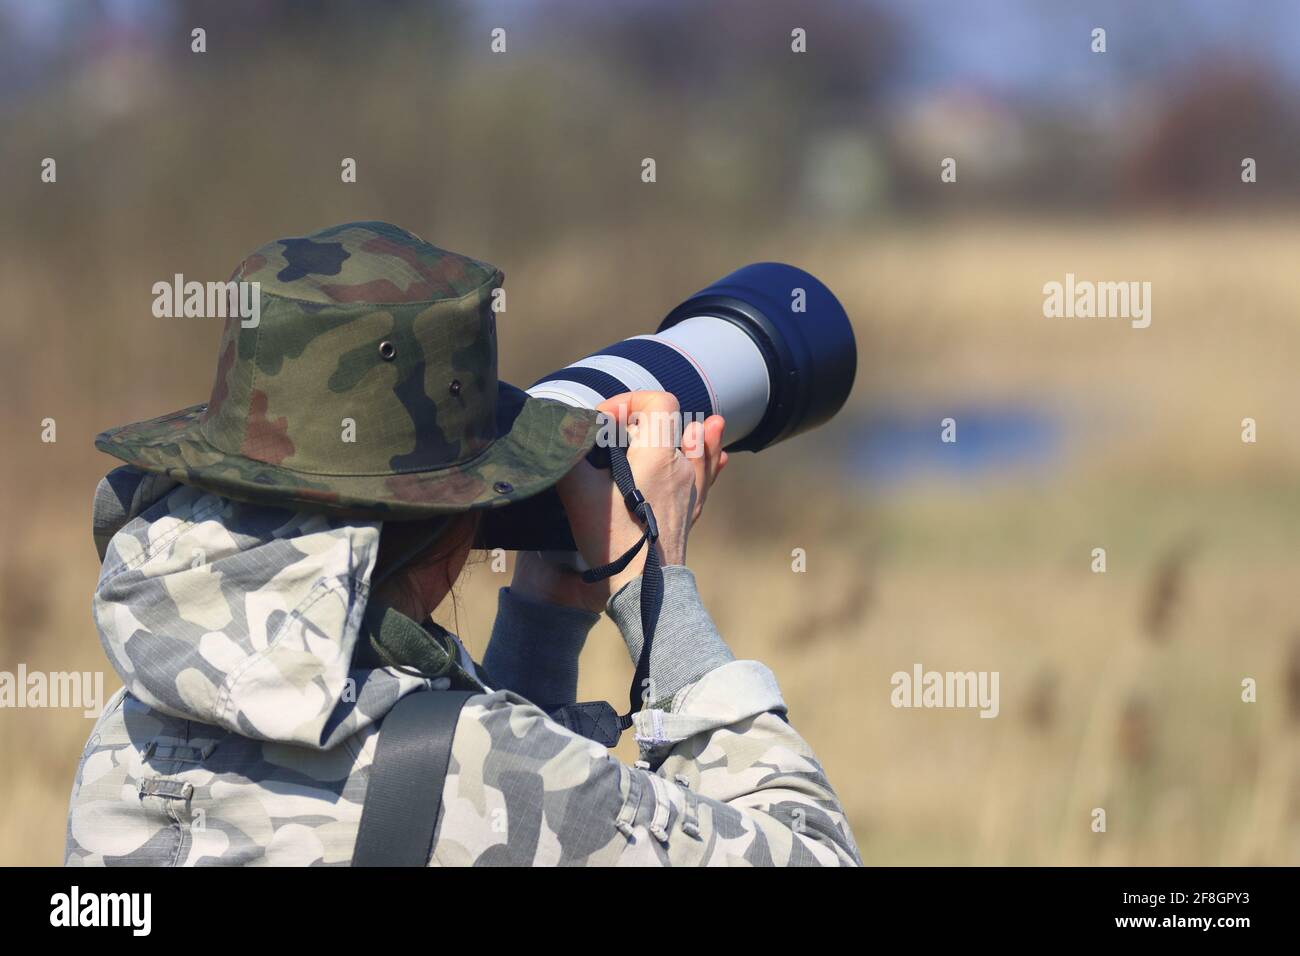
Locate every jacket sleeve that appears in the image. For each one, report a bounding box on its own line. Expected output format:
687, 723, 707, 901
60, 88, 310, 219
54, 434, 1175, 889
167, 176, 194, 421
481, 586, 600, 712
434, 567, 861, 866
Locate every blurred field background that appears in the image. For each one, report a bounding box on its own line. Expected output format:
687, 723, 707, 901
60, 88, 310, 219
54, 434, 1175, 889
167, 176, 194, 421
2, 0, 1299, 865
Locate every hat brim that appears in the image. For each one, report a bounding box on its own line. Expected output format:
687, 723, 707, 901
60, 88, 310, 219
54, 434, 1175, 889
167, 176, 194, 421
94, 383, 601, 520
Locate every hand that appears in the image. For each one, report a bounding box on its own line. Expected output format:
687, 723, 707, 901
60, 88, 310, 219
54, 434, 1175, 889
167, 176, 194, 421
556, 391, 728, 601
509, 549, 610, 615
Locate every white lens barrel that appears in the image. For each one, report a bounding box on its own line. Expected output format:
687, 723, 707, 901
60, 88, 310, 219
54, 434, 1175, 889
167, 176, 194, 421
524, 379, 608, 409
647, 316, 769, 441
526, 314, 772, 443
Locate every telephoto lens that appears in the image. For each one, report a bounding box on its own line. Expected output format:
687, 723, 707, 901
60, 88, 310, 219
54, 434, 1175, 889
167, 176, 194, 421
479, 262, 856, 550
528, 262, 856, 451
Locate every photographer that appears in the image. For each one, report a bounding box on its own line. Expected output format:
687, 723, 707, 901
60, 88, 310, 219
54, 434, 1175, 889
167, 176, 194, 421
64, 221, 861, 867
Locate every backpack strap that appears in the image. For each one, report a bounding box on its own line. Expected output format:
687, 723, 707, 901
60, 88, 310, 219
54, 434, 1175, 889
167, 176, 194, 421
352, 689, 476, 867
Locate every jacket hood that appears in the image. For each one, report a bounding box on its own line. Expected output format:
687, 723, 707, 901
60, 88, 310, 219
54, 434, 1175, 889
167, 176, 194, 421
92, 467, 434, 749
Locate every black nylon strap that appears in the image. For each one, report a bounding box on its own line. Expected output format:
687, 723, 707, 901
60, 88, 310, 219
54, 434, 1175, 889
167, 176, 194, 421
352, 689, 475, 867
579, 440, 664, 722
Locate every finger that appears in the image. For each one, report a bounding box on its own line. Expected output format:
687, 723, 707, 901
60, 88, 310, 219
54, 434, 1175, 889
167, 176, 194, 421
685, 420, 709, 507
600, 391, 683, 455
633, 392, 680, 447
598, 390, 679, 418
702, 415, 725, 491
680, 414, 705, 459
637, 390, 681, 415
688, 419, 717, 516
595, 392, 633, 431
693, 417, 723, 515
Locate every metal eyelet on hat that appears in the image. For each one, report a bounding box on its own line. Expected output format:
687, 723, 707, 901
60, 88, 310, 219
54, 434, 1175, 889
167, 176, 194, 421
448, 379, 462, 397
378, 341, 397, 361
493, 481, 513, 495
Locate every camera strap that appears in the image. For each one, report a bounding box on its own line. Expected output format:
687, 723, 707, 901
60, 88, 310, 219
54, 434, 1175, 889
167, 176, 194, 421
578, 439, 664, 730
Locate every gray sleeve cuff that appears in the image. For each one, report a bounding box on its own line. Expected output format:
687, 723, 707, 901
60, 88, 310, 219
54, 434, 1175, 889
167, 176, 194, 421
606, 565, 734, 710
482, 587, 600, 712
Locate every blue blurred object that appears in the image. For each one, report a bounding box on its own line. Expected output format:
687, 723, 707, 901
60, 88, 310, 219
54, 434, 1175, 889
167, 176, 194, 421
846, 404, 1062, 485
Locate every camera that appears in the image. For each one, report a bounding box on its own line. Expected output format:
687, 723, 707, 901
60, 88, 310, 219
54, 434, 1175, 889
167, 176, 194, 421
479, 262, 856, 551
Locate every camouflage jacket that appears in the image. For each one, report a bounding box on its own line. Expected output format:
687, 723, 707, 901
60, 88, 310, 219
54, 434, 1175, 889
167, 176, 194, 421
65, 479, 861, 866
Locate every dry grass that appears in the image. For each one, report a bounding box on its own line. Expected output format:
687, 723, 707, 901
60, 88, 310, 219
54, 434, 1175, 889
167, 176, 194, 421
3, 218, 1299, 864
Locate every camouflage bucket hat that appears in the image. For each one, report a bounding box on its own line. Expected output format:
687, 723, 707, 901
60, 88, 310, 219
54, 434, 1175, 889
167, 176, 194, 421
95, 221, 601, 519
